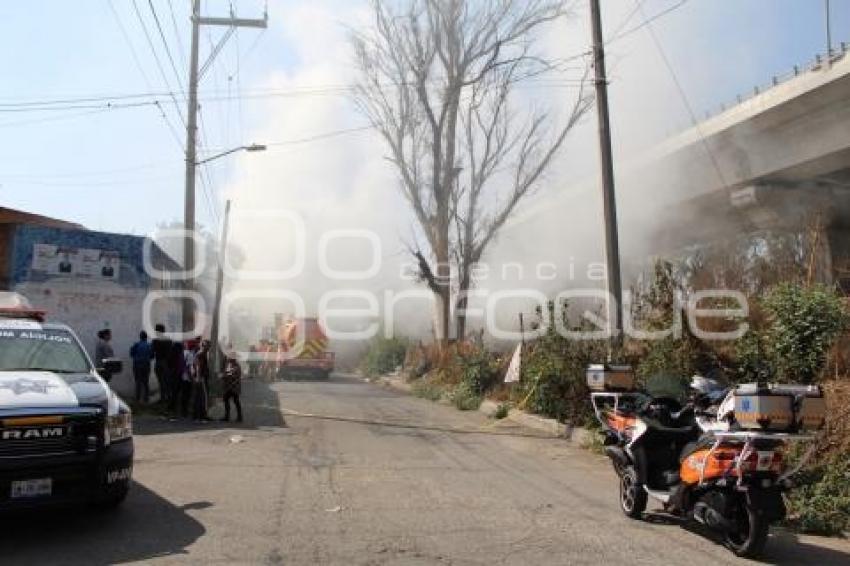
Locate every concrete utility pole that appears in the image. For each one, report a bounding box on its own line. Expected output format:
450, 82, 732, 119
210, 199, 231, 373
589, 0, 624, 351
826, 0, 833, 57
182, 0, 267, 333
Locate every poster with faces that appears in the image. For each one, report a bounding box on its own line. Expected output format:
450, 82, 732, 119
32, 244, 119, 280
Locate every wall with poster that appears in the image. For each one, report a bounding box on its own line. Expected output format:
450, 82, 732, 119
32, 244, 121, 280
5, 225, 183, 398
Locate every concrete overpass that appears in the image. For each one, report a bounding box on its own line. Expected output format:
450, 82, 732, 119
637, 47, 850, 281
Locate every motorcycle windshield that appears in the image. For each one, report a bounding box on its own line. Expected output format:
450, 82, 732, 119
643, 374, 690, 402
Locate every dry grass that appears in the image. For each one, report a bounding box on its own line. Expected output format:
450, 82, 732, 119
817, 379, 850, 461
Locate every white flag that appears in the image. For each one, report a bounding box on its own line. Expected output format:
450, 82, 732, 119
504, 343, 522, 383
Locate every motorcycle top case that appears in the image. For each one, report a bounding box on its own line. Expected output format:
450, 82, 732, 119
586, 364, 635, 392
770, 383, 826, 432
733, 383, 825, 432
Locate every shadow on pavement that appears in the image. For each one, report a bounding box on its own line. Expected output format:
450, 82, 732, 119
759, 531, 850, 565
0, 482, 206, 565
133, 378, 286, 436
647, 514, 850, 565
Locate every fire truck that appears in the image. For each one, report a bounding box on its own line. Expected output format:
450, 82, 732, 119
275, 317, 335, 380
0, 292, 133, 509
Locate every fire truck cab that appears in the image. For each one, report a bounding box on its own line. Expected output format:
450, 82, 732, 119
277, 317, 335, 380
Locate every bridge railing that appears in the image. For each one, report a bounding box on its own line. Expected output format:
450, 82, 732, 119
704, 42, 849, 121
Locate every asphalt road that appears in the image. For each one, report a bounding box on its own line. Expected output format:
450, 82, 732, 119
1, 375, 849, 565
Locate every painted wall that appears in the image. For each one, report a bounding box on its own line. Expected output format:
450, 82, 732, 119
7, 225, 182, 398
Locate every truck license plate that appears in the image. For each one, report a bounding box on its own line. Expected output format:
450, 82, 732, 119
11, 478, 52, 498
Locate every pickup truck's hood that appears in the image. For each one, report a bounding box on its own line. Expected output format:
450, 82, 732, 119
0, 371, 108, 409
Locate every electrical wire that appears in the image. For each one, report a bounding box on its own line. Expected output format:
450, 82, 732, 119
197, 106, 222, 225
0, 76, 590, 110
106, 0, 184, 152
148, 0, 188, 97
632, 0, 727, 188
130, 0, 186, 127
166, 0, 189, 72
611, 0, 691, 44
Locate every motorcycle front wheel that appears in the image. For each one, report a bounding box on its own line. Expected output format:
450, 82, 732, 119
619, 466, 647, 519
724, 503, 769, 558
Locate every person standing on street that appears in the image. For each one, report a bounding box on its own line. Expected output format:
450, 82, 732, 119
180, 340, 198, 418
95, 329, 115, 382
168, 340, 186, 415
192, 339, 211, 422
151, 324, 173, 405
248, 345, 259, 379
129, 331, 153, 404
220, 355, 243, 423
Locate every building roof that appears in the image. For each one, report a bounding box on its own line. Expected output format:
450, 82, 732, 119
0, 207, 84, 230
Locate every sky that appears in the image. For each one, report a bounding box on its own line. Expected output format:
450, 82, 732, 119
1, 0, 850, 331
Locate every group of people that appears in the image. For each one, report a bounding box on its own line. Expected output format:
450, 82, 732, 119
126, 325, 244, 423
248, 340, 287, 381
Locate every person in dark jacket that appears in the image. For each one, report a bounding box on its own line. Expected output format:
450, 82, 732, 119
169, 340, 186, 415
220, 355, 243, 423
151, 324, 173, 405
94, 329, 115, 382
129, 331, 153, 403
192, 340, 211, 421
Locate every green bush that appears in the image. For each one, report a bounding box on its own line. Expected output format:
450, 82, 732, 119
456, 347, 501, 395
518, 302, 605, 425
360, 336, 409, 377
493, 403, 510, 420
449, 380, 482, 411
411, 379, 443, 401
733, 330, 773, 382
786, 453, 850, 536
762, 284, 849, 383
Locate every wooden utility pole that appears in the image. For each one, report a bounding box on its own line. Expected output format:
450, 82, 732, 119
589, 0, 624, 351
182, 0, 267, 333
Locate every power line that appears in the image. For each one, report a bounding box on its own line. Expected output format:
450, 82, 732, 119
608, 0, 648, 42
130, 0, 186, 127
611, 0, 691, 44
166, 0, 188, 71
107, 0, 183, 152
197, 106, 222, 225
263, 125, 373, 147
0, 78, 589, 112
0, 107, 115, 129
632, 0, 727, 188
147, 0, 188, 99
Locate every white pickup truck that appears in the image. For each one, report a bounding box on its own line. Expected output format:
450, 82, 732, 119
0, 296, 133, 510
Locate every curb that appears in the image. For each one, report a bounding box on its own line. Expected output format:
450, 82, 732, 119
372, 375, 412, 393
374, 376, 593, 443
480, 400, 592, 443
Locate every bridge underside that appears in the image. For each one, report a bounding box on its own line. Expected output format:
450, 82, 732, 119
635, 53, 850, 289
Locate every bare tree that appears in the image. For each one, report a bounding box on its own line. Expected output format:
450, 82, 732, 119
352, 0, 592, 345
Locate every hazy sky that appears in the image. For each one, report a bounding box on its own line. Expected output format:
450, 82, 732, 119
1, 0, 848, 238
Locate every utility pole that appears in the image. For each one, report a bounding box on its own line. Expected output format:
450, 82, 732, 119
589, 0, 624, 352
210, 200, 231, 373
826, 0, 833, 57
182, 0, 267, 334
183, 0, 201, 334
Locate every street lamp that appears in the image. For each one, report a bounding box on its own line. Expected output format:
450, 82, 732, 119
196, 143, 267, 165
183, 143, 266, 336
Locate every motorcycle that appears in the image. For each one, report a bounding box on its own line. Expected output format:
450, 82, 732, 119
590, 376, 817, 558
